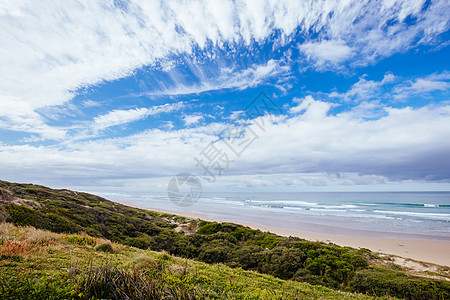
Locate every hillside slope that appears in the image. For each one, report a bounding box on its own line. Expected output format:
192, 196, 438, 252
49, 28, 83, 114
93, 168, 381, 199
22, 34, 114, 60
0, 223, 380, 299
1, 180, 449, 299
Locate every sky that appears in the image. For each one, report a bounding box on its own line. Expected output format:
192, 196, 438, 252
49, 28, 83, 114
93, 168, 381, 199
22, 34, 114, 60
1, 0, 450, 197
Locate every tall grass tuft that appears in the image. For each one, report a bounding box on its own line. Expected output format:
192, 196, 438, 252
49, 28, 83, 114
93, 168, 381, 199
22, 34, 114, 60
24, 226, 59, 246
0, 222, 17, 239
70, 262, 200, 300
95, 242, 114, 253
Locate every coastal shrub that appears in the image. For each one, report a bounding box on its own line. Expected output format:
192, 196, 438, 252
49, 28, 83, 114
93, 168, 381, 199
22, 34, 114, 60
1, 181, 175, 249
0, 207, 8, 223
230, 245, 263, 269
259, 247, 306, 280
126, 233, 152, 249
6, 205, 78, 234
218, 222, 239, 232
171, 237, 199, 258
155, 223, 378, 293
198, 239, 233, 263
229, 226, 255, 241
149, 229, 177, 251
198, 220, 208, 227
6, 205, 45, 228
249, 232, 283, 249
197, 222, 221, 235
349, 268, 450, 300
204, 231, 238, 244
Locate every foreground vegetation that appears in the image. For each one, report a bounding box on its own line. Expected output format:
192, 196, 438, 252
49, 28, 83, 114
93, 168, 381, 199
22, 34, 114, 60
0, 223, 378, 299
1, 180, 449, 299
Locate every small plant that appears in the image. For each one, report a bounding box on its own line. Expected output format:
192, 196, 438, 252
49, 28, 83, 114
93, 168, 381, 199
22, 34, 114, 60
95, 242, 114, 253
66, 234, 97, 246
157, 250, 173, 262
134, 255, 159, 271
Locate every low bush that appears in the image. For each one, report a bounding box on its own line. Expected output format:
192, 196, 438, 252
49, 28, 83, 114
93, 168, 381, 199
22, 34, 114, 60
95, 242, 114, 253
66, 235, 97, 247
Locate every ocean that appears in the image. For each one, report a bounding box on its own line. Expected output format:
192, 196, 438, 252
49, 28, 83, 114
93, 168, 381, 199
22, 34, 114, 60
117, 192, 450, 240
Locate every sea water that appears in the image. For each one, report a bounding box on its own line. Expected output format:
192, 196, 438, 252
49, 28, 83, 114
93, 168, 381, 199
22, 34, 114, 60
120, 192, 450, 240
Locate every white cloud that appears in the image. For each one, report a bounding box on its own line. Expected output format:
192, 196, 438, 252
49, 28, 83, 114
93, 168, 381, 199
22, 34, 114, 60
0, 95, 67, 140
342, 101, 387, 120
238, 99, 450, 182
410, 79, 449, 93
300, 40, 354, 68
329, 73, 396, 102
152, 59, 291, 96
289, 95, 316, 114
94, 108, 151, 130
93, 102, 184, 130
1, 98, 449, 190
298, 0, 449, 69
228, 111, 244, 120
327, 72, 450, 104
161, 121, 174, 130
82, 100, 102, 108
1, 0, 448, 139
393, 72, 450, 99
183, 114, 203, 126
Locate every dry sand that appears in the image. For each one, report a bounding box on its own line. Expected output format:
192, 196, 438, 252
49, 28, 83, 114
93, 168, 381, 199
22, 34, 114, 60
115, 201, 450, 266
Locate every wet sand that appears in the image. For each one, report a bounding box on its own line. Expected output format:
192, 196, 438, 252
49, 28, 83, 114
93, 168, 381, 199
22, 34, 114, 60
115, 201, 450, 266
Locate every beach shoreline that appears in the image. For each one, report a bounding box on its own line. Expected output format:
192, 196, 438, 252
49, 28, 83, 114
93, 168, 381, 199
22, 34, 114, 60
115, 200, 450, 266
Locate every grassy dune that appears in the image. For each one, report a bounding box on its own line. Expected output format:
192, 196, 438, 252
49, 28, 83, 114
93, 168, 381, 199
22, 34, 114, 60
0, 223, 379, 299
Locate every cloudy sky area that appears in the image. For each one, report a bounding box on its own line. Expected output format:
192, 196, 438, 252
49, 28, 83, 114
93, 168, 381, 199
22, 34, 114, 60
1, 0, 450, 196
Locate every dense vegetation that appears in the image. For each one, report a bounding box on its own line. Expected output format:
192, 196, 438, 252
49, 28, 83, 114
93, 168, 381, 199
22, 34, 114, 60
1, 180, 449, 299
0, 223, 378, 299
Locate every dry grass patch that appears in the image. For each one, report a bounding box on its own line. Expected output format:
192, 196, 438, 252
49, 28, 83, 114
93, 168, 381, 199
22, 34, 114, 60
0, 222, 61, 258
0, 240, 31, 258
0, 222, 18, 239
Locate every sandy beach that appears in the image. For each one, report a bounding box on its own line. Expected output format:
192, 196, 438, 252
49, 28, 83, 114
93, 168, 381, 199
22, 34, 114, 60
115, 200, 450, 266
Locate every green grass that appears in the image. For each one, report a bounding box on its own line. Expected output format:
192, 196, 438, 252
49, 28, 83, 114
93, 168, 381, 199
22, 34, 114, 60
0, 223, 382, 299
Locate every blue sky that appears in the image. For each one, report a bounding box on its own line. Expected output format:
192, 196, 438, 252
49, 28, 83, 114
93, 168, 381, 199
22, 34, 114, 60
0, 0, 450, 196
